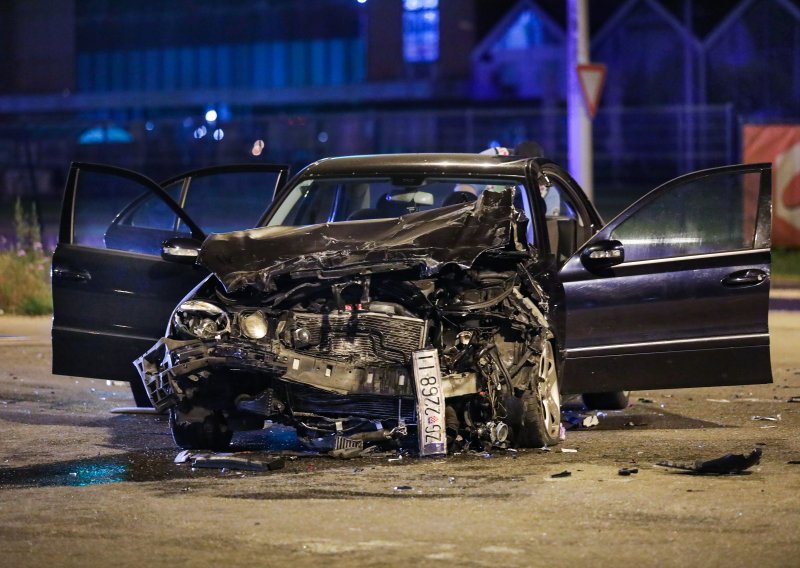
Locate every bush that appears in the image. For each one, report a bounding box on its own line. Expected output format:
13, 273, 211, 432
0, 199, 52, 315
772, 248, 800, 280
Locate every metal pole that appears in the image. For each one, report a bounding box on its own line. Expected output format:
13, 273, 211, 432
683, 0, 694, 172
567, 0, 593, 200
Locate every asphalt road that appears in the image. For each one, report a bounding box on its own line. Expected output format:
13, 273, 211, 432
1, 311, 799, 568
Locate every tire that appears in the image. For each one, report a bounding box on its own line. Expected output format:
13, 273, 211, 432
514, 340, 561, 448
169, 408, 233, 450
129, 379, 153, 408
582, 391, 630, 411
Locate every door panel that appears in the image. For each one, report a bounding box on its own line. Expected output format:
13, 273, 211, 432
559, 163, 772, 394
53, 162, 289, 383
52, 246, 205, 381
52, 163, 207, 382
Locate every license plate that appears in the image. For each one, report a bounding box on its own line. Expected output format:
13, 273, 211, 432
412, 349, 447, 456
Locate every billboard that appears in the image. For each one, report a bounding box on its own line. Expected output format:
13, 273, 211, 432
743, 124, 800, 248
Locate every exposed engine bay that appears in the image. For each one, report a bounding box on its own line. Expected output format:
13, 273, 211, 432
135, 189, 562, 454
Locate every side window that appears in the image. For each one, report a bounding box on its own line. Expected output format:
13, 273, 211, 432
541, 178, 586, 264
611, 170, 760, 262
73, 171, 183, 255
179, 171, 281, 234
119, 185, 184, 231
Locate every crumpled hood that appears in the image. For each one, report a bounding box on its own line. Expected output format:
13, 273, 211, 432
199, 189, 527, 293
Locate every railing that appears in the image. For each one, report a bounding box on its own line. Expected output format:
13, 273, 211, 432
0, 104, 737, 247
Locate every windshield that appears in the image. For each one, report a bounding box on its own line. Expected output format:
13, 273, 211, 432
267, 176, 529, 227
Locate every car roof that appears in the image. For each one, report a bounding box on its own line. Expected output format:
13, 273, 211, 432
298, 153, 532, 178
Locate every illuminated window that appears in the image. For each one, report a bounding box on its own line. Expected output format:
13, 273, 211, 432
403, 0, 439, 63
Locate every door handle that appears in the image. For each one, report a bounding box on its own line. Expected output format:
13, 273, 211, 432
53, 267, 92, 282
721, 269, 767, 288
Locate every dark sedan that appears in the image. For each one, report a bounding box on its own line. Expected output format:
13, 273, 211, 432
51, 154, 773, 454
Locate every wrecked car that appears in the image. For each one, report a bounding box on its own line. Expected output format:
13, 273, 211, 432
51, 155, 774, 454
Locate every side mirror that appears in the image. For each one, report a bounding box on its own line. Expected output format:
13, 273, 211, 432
161, 237, 202, 265
581, 239, 624, 270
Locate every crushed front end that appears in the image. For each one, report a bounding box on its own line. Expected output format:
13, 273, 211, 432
135, 189, 561, 453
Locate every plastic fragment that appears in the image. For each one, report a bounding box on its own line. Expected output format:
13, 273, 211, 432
751, 415, 781, 422
393, 485, 413, 491
551, 470, 572, 478
656, 448, 762, 475
563, 412, 599, 430
561, 448, 578, 453
191, 455, 285, 472
618, 467, 639, 476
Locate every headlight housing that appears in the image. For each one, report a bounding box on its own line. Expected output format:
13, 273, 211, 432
172, 300, 230, 339
240, 311, 268, 340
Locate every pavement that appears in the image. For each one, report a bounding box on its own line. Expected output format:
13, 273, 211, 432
0, 305, 799, 567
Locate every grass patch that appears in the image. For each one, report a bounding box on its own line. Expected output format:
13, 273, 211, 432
772, 248, 800, 282
0, 199, 52, 315
0, 251, 52, 315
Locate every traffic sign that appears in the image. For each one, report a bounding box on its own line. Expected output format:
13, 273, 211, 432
576, 63, 607, 119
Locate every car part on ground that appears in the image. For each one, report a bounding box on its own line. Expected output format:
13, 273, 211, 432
656, 448, 762, 475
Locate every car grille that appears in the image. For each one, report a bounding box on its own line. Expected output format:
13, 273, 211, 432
292, 310, 426, 365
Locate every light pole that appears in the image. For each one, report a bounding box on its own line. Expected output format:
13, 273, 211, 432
567, 0, 593, 200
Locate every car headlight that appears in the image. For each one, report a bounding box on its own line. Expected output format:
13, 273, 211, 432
172, 300, 230, 339
240, 311, 268, 339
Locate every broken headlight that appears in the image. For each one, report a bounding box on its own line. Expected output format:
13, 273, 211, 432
172, 300, 230, 339
240, 311, 268, 340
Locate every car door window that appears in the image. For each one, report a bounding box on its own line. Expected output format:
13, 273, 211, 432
540, 178, 588, 264
116, 185, 186, 232
611, 170, 761, 261
74, 171, 187, 253
175, 171, 282, 234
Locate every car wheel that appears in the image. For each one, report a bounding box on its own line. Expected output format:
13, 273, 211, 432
582, 391, 630, 410
129, 379, 153, 408
514, 340, 561, 448
169, 408, 232, 450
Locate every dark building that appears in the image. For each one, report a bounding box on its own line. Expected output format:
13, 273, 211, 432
1, 0, 799, 245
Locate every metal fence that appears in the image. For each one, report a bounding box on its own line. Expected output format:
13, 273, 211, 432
0, 104, 737, 247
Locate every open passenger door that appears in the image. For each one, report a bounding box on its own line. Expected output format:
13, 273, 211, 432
559, 163, 772, 394
52, 163, 288, 404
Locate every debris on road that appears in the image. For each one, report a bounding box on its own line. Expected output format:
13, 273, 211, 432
787, 396, 800, 403
551, 470, 572, 478
393, 485, 413, 491
637, 397, 654, 404
192, 455, 285, 472
561, 448, 578, 453
656, 448, 762, 475
562, 410, 599, 430
751, 415, 781, 422
174, 450, 285, 471
706, 399, 731, 403
618, 467, 639, 476
110, 406, 163, 415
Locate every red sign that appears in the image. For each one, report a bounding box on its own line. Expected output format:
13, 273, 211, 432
743, 125, 800, 247
576, 63, 607, 119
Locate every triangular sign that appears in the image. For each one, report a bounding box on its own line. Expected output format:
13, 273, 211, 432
577, 63, 607, 119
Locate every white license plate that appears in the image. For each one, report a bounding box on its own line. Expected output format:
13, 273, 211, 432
412, 349, 447, 456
